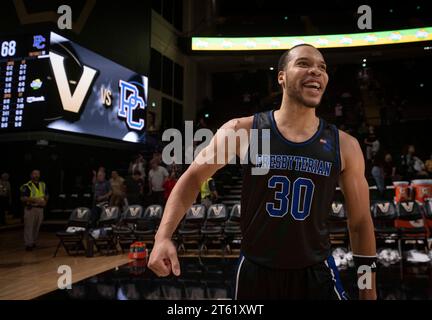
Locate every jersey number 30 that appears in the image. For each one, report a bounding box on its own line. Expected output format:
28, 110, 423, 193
266, 175, 315, 220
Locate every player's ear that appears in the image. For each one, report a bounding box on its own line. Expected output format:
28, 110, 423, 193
278, 71, 285, 89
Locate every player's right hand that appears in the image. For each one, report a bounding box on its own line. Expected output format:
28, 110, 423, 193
148, 238, 181, 277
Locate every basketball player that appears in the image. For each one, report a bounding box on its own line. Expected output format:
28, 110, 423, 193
148, 44, 377, 300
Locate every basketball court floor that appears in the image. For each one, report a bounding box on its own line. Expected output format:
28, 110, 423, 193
1, 229, 431, 300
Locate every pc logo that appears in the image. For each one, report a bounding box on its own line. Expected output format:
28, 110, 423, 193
33, 35, 46, 49
118, 80, 146, 131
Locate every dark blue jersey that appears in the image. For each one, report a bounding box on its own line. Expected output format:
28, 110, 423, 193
241, 110, 341, 269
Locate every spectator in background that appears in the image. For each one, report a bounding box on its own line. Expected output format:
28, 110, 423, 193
92, 166, 106, 185
167, 160, 182, 180
128, 154, 146, 179
92, 171, 112, 226
413, 158, 428, 178
364, 125, 380, 162
124, 170, 144, 206
425, 152, 432, 178
382, 153, 398, 186
110, 170, 125, 209
148, 159, 168, 206
0, 172, 11, 225
200, 176, 219, 209
163, 170, 178, 203
399, 145, 428, 180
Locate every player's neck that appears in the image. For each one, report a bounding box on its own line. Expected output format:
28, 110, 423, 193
276, 98, 319, 130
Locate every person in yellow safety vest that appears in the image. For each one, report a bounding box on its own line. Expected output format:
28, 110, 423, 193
20, 169, 49, 251
200, 177, 218, 209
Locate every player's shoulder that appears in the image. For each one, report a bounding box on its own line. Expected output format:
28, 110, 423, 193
337, 128, 361, 150
336, 129, 364, 171
221, 115, 254, 131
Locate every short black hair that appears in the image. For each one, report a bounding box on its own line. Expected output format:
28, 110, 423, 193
277, 43, 316, 72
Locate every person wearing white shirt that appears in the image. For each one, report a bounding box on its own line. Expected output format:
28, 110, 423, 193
148, 159, 169, 205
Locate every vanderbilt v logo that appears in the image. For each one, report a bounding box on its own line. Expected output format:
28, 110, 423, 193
149, 206, 160, 216
401, 202, 414, 212
129, 207, 140, 216
191, 206, 202, 216
377, 203, 390, 212
212, 205, 224, 216
49, 52, 97, 113
332, 203, 343, 213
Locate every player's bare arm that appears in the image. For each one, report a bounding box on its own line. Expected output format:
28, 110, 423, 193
339, 130, 377, 300
148, 116, 253, 277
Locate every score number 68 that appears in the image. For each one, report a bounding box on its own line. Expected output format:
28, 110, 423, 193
1, 41, 16, 57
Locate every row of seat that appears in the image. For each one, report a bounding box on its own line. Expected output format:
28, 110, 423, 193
55, 199, 432, 257
54, 203, 241, 256
329, 200, 432, 235
328, 200, 432, 259
329, 200, 432, 220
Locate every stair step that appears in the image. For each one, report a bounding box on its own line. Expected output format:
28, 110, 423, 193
223, 195, 241, 199
222, 200, 241, 205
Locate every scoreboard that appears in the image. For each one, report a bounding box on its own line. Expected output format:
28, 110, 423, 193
0, 32, 148, 143
0, 34, 50, 131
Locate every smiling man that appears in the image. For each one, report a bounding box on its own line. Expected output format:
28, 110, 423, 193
148, 44, 377, 300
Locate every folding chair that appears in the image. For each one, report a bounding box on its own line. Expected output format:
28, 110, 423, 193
92, 206, 120, 255
177, 204, 206, 254
224, 203, 242, 254
372, 200, 401, 272
372, 200, 398, 243
328, 201, 349, 247
134, 204, 163, 247
54, 207, 91, 257
395, 201, 428, 255
200, 204, 228, 255
113, 205, 144, 252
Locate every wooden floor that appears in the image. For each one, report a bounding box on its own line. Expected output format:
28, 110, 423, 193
0, 229, 130, 300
